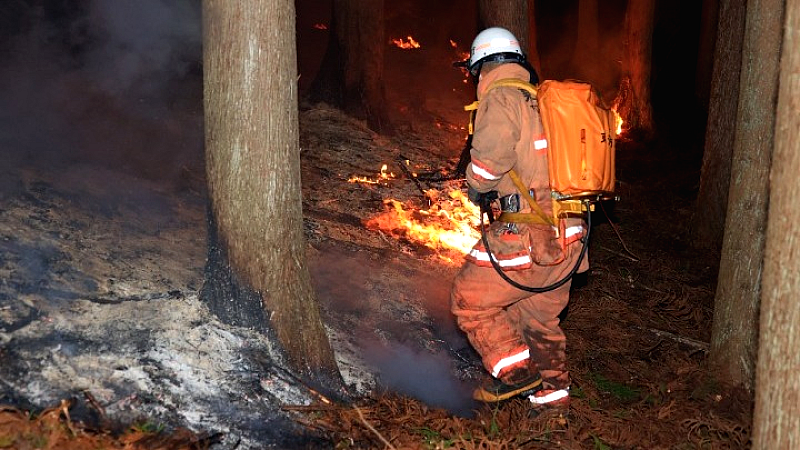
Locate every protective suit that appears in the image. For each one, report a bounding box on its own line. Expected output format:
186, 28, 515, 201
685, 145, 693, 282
451, 61, 588, 405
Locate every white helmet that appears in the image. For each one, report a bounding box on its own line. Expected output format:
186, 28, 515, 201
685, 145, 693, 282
468, 27, 525, 75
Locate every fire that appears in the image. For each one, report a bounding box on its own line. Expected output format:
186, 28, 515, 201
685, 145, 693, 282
365, 188, 481, 261
613, 109, 624, 135
449, 39, 470, 61
390, 36, 421, 49
313, 23, 328, 30
348, 164, 395, 184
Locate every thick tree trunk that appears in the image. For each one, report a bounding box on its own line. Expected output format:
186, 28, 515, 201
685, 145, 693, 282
572, 0, 600, 81
478, 0, 529, 51
752, 3, 800, 445
526, 0, 541, 78
615, 0, 655, 138
202, 0, 342, 387
311, 0, 392, 134
709, 0, 784, 390
694, 0, 720, 110
692, 0, 746, 251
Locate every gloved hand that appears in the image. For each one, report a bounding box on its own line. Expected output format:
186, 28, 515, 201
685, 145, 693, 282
467, 186, 481, 205
467, 187, 498, 207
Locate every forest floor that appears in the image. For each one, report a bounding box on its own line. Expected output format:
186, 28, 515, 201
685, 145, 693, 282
0, 100, 752, 449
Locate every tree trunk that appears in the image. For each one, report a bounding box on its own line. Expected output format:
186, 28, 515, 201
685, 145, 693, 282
752, 2, 800, 444
692, 0, 746, 252
694, 0, 720, 110
478, 0, 529, 52
526, 0, 541, 78
202, 0, 342, 388
615, 0, 656, 138
572, 0, 600, 81
709, 0, 784, 390
310, 0, 392, 134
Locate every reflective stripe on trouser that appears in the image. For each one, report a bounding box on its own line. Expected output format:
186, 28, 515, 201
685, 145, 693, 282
451, 240, 584, 385
529, 388, 570, 404
508, 282, 571, 389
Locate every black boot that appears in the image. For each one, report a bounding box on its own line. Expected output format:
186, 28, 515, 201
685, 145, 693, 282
473, 368, 542, 402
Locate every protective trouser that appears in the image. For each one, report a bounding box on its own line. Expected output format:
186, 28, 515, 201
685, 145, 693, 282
451, 225, 586, 389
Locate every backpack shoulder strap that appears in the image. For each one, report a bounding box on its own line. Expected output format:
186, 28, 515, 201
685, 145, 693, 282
463, 78, 542, 134
485, 78, 539, 98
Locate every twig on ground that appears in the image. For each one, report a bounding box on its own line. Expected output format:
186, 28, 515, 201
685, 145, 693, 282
599, 244, 640, 262
599, 201, 640, 261
395, 157, 429, 200
83, 390, 108, 421
355, 405, 397, 450
637, 326, 709, 351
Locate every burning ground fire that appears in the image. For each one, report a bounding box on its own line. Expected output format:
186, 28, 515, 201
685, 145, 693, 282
349, 165, 481, 262
366, 189, 481, 261
347, 164, 395, 184
390, 36, 421, 49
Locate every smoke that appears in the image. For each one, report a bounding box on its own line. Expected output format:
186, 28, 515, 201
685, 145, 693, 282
81, 1, 200, 97
309, 248, 477, 416
364, 341, 477, 417
0, 0, 203, 187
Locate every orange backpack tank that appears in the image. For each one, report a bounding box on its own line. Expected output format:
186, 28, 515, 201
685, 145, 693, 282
536, 80, 616, 199
465, 78, 617, 223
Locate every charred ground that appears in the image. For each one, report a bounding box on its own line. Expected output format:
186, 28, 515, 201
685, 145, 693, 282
0, 100, 751, 448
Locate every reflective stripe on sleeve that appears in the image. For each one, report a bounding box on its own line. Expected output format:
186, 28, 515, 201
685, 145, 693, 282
534, 139, 548, 150
491, 348, 530, 378
470, 163, 500, 181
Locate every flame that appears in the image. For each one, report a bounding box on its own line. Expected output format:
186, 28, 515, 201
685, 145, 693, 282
613, 109, 623, 135
365, 188, 481, 262
391, 36, 421, 49
449, 39, 470, 61
348, 164, 395, 184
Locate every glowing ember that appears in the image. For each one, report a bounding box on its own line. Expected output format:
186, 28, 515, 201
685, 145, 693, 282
313, 23, 328, 30
390, 36, 421, 49
348, 164, 395, 184
365, 188, 481, 260
449, 39, 470, 61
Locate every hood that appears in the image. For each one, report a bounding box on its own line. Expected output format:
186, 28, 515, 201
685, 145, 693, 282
476, 63, 530, 100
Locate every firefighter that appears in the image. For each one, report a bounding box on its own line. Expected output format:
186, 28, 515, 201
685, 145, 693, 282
451, 27, 588, 414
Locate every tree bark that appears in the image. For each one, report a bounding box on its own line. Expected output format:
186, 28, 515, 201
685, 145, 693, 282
694, 0, 720, 110
751, 2, 800, 446
615, 0, 656, 138
709, 0, 784, 390
202, 0, 342, 388
310, 0, 392, 134
478, 0, 529, 51
572, 0, 600, 81
526, 0, 541, 78
692, 0, 746, 252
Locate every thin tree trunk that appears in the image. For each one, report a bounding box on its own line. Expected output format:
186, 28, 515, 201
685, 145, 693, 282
709, 0, 784, 390
615, 0, 655, 138
202, 0, 342, 387
751, 1, 800, 446
692, 0, 747, 251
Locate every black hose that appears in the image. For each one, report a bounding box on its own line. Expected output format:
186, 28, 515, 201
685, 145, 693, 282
479, 203, 591, 293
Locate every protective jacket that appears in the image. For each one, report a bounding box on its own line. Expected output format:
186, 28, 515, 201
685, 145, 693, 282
452, 63, 588, 390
